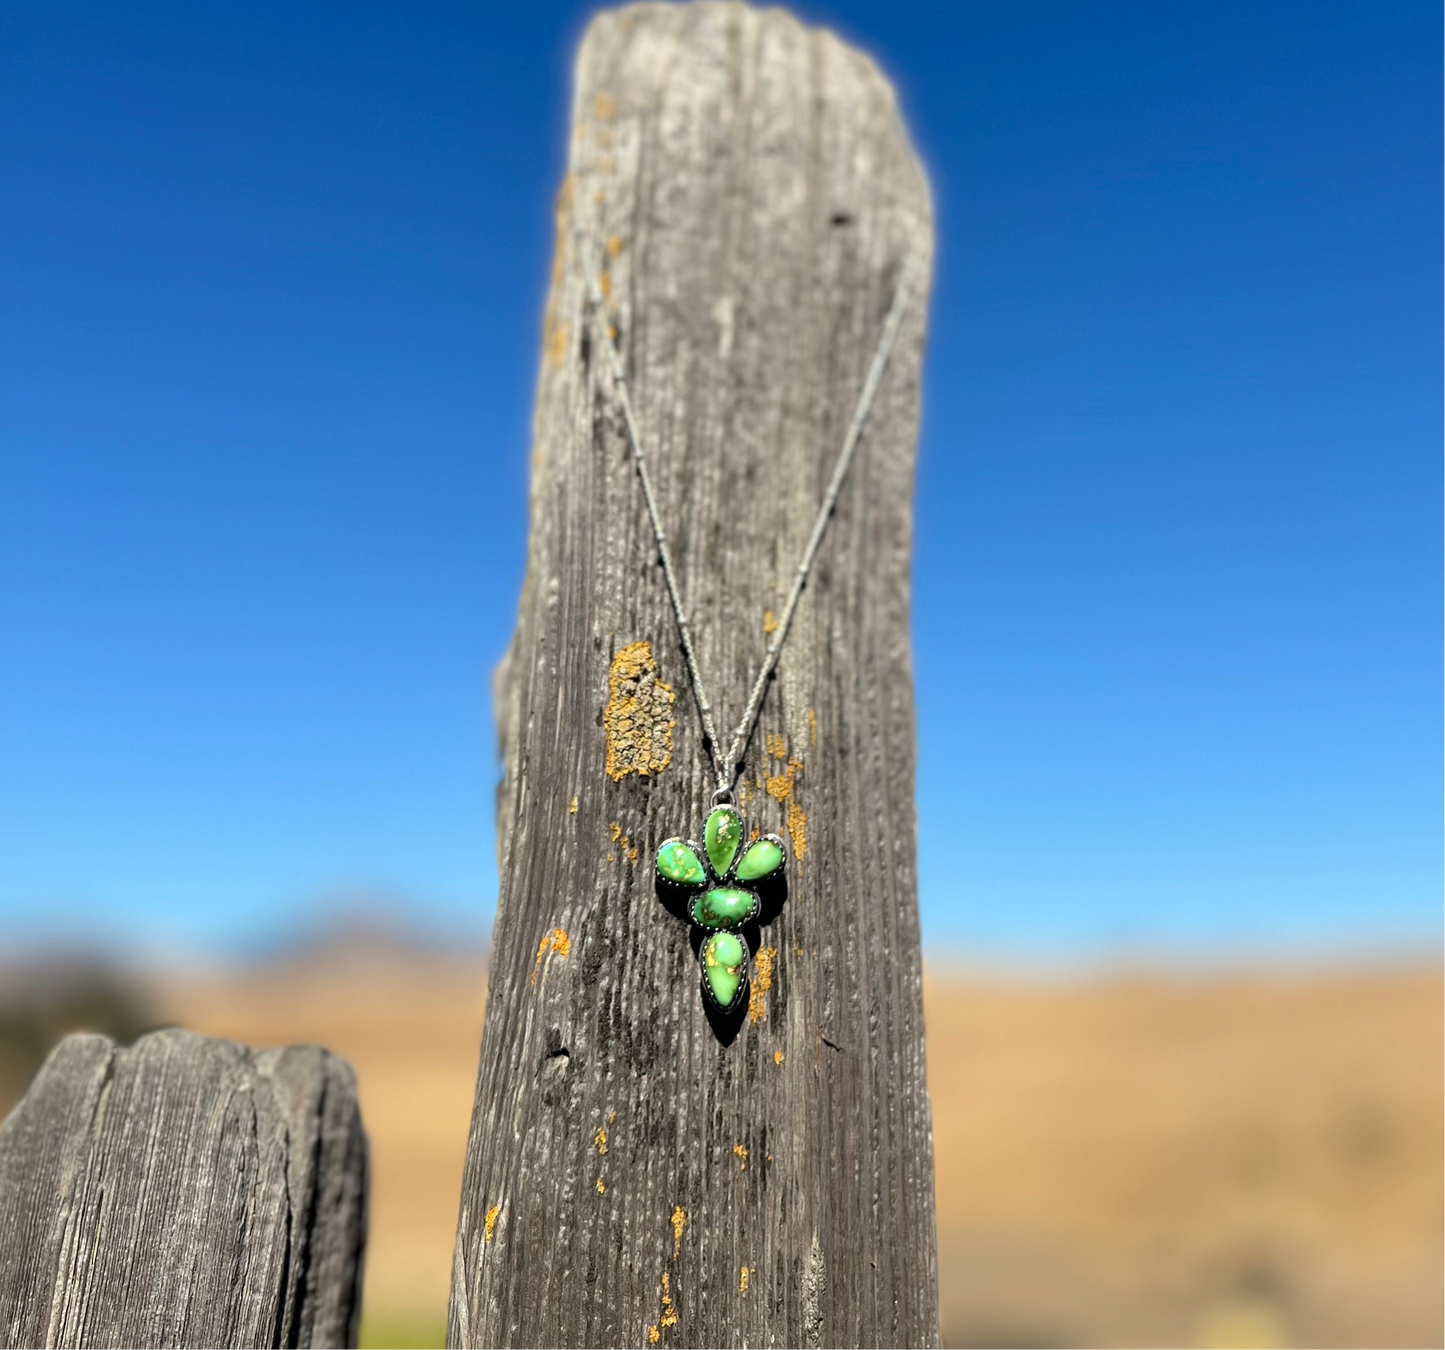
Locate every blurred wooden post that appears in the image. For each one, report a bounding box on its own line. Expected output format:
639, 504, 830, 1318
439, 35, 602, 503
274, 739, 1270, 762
452, 4, 937, 1347
0, 1029, 368, 1349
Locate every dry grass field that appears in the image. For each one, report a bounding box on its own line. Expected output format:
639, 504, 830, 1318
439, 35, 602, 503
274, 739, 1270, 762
3, 947, 1439, 1348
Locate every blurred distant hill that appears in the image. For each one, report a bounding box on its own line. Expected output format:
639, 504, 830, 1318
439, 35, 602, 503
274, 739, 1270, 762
1, 933, 1439, 1349
0, 956, 157, 1109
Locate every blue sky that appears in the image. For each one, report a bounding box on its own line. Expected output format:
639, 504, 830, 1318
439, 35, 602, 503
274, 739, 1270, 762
1, 1, 1439, 961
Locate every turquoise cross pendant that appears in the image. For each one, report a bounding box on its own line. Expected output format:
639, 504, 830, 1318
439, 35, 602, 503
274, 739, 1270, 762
654, 803, 787, 1015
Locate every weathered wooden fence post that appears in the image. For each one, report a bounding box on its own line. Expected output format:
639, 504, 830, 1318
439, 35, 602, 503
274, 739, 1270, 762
452, 4, 936, 1346
0, 1029, 368, 1348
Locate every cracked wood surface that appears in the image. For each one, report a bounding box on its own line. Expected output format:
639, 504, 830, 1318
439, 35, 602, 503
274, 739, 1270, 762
453, 4, 937, 1346
0, 1029, 368, 1349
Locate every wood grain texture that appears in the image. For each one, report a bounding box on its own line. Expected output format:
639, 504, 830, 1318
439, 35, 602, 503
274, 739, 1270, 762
452, 4, 937, 1346
0, 1029, 368, 1349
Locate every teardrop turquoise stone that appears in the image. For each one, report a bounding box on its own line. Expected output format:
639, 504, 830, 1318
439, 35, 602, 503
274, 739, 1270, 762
691, 886, 755, 929
704, 806, 744, 876
656, 839, 706, 886
735, 837, 784, 881
703, 931, 746, 1010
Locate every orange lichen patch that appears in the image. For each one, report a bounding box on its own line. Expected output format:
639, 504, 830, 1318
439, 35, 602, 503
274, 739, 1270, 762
670, 1205, 686, 1256
747, 947, 777, 1024
607, 1110, 617, 1124
484, 1203, 501, 1243
762, 609, 778, 635
758, 751, 809, 863
766, 757, 803, 804
773, 1050, 784, 1066
732, 1143, 749, 1170
739, 1266, 750, 1293
545, 320, 568, 369
807, 707, 817, 746
594, 1127, 608, 1156
604, 641, 675, 781
607, 821, 640, 866
606, 234, 623, 258
598, 270, 612, 300
531, 928, 571, 986
593, 92, 615, 121
548, 175, 573, 290
596, 1177, 606, 1194
646, 1271, 678, 1342
788, 797, 808, 861
569, 796, 578, 815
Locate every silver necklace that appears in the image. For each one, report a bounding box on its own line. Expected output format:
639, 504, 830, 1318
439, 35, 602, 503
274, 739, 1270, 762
581, 239, 923, 1017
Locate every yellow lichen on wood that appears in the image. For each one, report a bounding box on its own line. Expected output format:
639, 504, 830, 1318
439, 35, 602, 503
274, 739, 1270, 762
807, 706, 817, 746
762, 609, 777, 635
569, 796, 578, 815
765, 731, 787, 760
593, 91, 615, 120
732, 1143, 748, 1170
670, 1205, 686, 1256
765, 757, 803, 803
606, 820, 640, 866
647, 1271, 678, 1342
747, 946, 777, 1023
484, 1203, 500, 1243
549, 175, 573, 290
531, 928, 571, 986
594, 1127, 608, 1156
545, 320, 568, 369
763, 756, 809, 861
788, 797, 808, 861
739, 1266, 749, 1293
773, 1049, 784, 1065
606, 234, 623, 258
596, 1177, 606, 1194
604, 641, 675, 781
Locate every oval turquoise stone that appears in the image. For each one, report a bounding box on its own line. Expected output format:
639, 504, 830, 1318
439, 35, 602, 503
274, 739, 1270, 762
703, 930, 746, 1010
735, 838, 784, 881
691, 886, 755, 929
704, 806, 743, 877
656, 839, 705, 886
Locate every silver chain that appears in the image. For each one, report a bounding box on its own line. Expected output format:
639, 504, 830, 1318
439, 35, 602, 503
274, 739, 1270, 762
582, 241, 923, 801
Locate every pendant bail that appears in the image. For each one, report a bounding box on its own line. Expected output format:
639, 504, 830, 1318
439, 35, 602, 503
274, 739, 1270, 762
710, 784, 734, 807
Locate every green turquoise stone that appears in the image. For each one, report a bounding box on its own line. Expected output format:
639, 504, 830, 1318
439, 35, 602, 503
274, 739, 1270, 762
735, 837, 784, 882
691, 886, 755, 929
704, 806, 743, 876
703, 931, 747, 1010
656, 839, 705, 886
